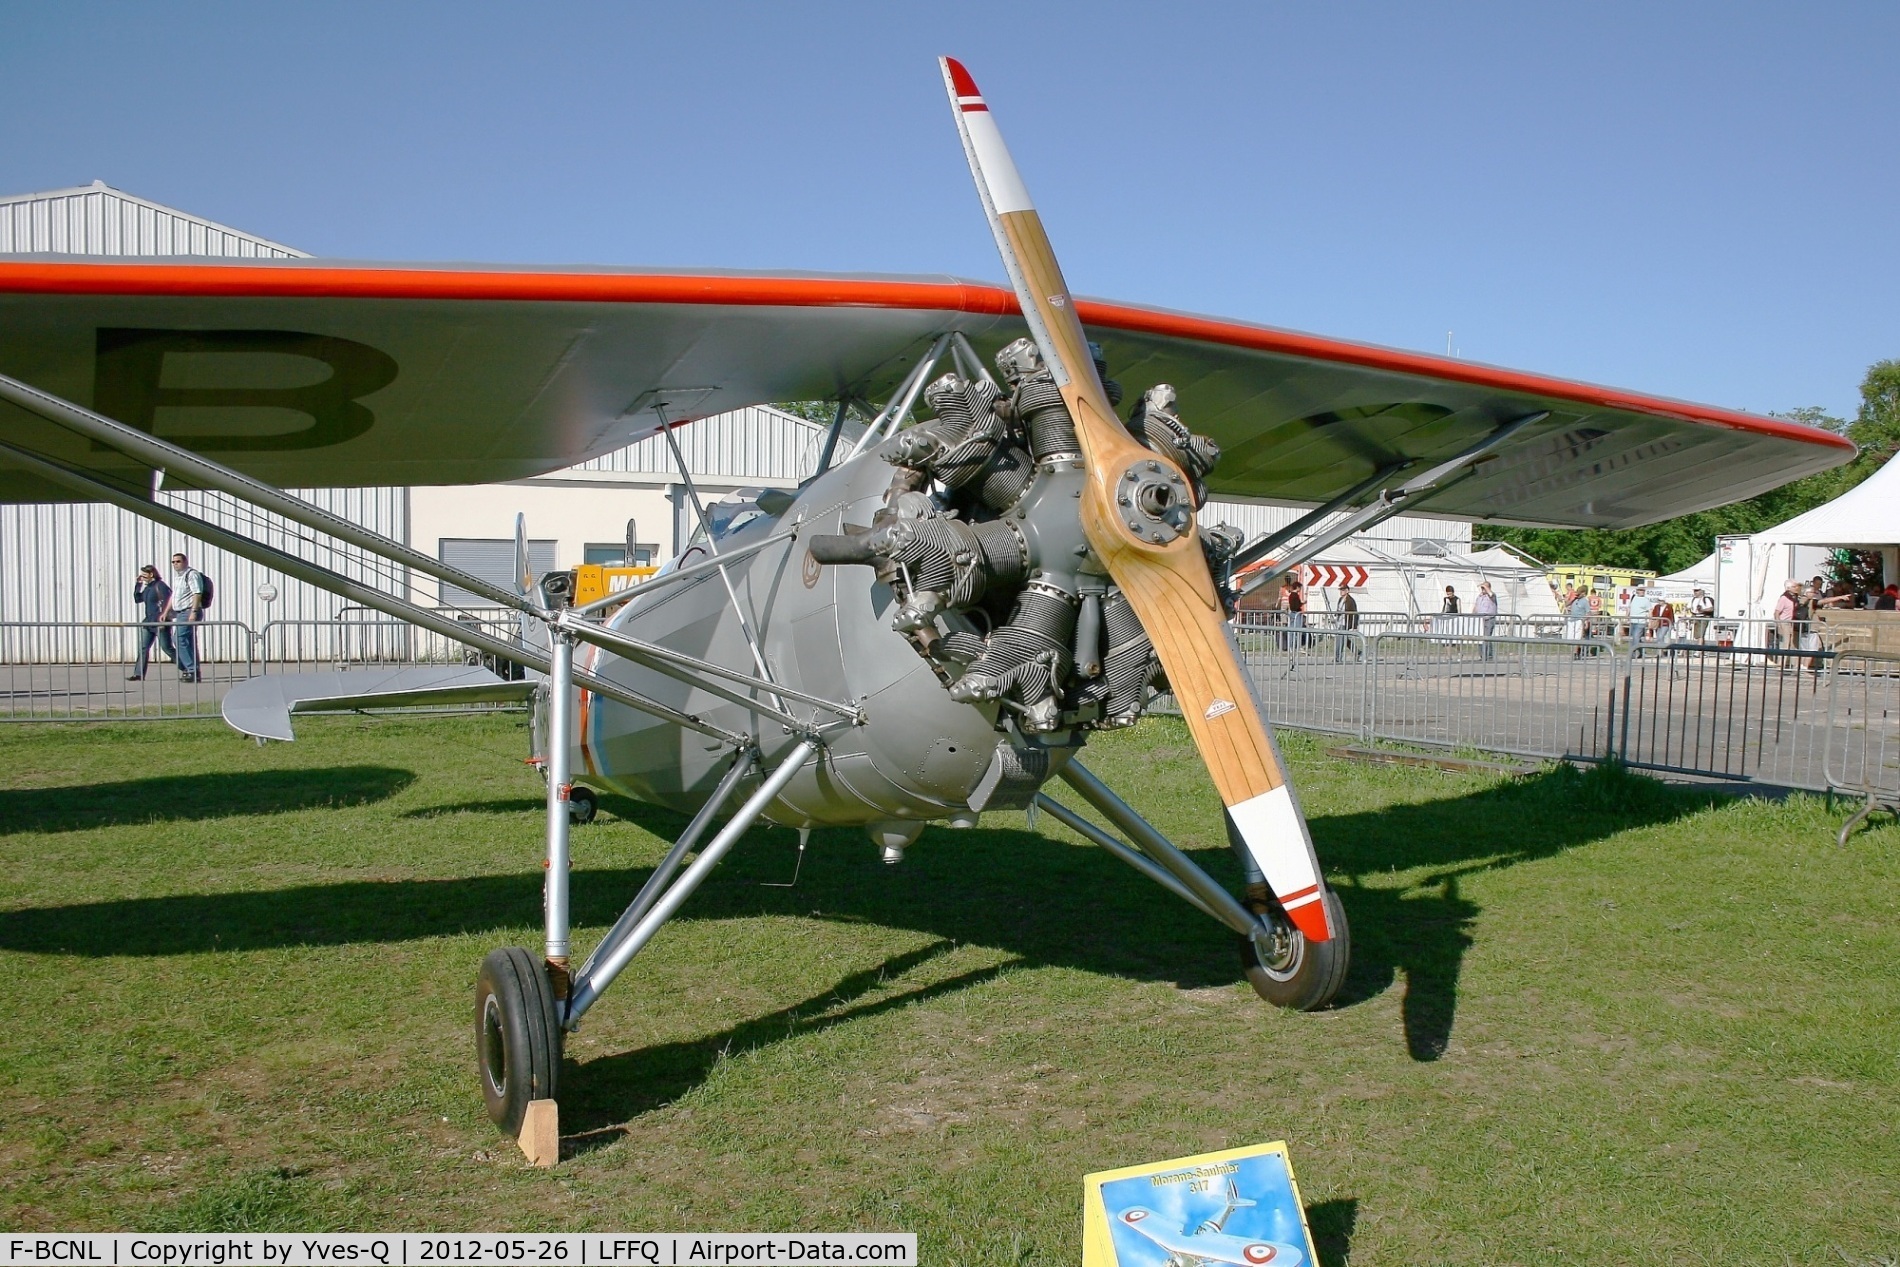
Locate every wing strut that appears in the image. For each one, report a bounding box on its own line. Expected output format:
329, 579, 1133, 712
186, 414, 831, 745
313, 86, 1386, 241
1240, 411, 1549, 595
1227, 462, 1411, 575
0, 371, 542, 618
0, 435, 746, 747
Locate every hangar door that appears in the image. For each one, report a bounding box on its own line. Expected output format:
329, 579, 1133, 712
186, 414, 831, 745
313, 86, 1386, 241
438, 537, 557, 608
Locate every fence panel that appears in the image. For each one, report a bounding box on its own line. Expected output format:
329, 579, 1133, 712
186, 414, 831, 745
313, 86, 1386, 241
1613, 644, 1835, 787
0, 620, 257, 720
1365, 632, 1620, 762
1825, 655, 1900, 805
1232, 627, 1369, 738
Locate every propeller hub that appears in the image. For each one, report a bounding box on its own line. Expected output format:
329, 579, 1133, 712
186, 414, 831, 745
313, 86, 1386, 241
1116, 461, 1194, 544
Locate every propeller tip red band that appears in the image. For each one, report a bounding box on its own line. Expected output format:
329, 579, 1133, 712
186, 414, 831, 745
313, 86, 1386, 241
943, 57, 980, 99
1289, 901, 1333, 943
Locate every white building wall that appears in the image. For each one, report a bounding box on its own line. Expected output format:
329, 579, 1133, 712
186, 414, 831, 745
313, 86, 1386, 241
1201, 498, 1470, 551
408, 405, 831, 606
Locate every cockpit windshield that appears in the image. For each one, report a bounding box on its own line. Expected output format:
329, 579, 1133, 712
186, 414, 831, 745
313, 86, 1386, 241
683, 486, 795, 553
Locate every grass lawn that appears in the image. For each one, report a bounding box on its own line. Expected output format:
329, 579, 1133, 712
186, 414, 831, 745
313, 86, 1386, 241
0, 714, 1894, 1262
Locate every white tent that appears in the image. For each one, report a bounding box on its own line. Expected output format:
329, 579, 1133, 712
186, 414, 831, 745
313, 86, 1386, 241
1656, 550, 1718, 600
1736, 456, 1899, 623
1753, 455, 1900, 548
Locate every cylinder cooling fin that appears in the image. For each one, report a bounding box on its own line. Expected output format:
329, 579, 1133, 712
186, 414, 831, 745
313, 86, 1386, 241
812, 344, 1232, 752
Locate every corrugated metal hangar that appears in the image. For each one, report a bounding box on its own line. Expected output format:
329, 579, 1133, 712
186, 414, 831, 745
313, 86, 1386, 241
0, 182, 1466, 634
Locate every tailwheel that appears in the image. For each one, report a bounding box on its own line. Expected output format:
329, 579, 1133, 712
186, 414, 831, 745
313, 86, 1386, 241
475, 947, 563, 1134
567, 785, 598, 825
1240, 887, 1350, 1011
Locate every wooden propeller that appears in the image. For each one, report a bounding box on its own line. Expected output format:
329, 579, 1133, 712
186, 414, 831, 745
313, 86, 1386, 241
941, 57, 1332, 940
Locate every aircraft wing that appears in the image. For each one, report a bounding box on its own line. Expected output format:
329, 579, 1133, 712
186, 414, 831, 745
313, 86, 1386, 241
0, 257, 1853, 528
1115, 1206, 1302, 1266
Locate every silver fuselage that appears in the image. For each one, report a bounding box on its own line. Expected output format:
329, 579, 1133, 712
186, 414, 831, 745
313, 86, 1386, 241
571, 451, 1061, 827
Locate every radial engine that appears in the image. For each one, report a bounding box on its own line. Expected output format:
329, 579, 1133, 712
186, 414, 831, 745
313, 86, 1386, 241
810, 339, 1241, 736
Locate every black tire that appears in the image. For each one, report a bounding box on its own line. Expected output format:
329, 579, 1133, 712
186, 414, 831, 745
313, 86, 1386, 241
475, 947, 563, 1135
1239, 887, 1350, 1011
567, 785, 598, 825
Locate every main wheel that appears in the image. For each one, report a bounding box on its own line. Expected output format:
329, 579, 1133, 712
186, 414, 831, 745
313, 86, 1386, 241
475, 947, 563, 1134
1240, 887, 1350, 1011
567, 785, 598, 825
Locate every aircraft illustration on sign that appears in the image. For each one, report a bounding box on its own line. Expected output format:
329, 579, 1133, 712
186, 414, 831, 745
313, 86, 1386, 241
0, 59, 1854, 1152
1117, 1178, 1300, 1266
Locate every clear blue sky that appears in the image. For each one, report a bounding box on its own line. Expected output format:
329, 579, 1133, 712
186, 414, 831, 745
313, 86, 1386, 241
5, 2, 1894, 421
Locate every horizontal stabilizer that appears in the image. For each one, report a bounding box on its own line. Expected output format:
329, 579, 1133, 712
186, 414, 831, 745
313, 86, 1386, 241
221, 667, 536, 741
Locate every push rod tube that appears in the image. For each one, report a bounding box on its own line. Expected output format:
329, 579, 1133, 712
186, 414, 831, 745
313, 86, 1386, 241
0, 439, 744, 747
0, 371, 541, 617
1058, 761, 1263, 938
571, 748, 758, 994
1031, 792, 1224, 924
564, 739, 818, 1024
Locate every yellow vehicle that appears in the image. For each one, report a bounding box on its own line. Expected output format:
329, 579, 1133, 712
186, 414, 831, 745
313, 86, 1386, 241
1546, 564, 1658, 597
572, 562, 658, 607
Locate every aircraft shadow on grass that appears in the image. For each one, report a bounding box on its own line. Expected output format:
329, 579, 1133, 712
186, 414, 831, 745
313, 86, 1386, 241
0, 766, 1720, 1073
0, 766, 415, 835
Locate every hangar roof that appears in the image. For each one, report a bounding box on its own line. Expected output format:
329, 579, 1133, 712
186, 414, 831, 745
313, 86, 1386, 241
0, 181, 306, 259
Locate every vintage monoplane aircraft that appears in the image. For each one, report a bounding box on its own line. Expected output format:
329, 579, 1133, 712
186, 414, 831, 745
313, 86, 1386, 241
0, 59, 1854, 1152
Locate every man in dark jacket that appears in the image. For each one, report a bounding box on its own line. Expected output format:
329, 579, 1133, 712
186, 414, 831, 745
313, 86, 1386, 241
1335, 583, 1359, 662
129, 564, 174, 681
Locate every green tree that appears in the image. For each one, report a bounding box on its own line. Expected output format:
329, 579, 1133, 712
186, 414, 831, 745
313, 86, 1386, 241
1477, 359, 1896, 575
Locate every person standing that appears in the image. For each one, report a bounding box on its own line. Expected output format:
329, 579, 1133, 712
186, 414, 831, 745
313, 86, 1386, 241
1567, 588, 1594, 657
1441, 585, 1460, 614
1688, 587, 1715, 642
1279, 576, 1307, 651
167, 552, 205, 683
1797, 581, 1822, 672
1335, 582, 1359, 662
1474, 580, 1499, 660
128, 564, 173, 681
1629, 585, 1654, 653
1771, 580, 1798, 651
1876, 584, 1899, 612
1648, 594, 1675, 647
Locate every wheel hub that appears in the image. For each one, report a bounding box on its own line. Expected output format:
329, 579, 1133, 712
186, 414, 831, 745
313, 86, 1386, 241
1250, 914, 1302, 979
480, 994, 508, 1098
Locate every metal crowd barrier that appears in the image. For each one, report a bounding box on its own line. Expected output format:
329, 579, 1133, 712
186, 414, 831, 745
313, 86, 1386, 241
0, 611, 532, 722
0, 619, 260, 721
1238, 629, 1846, 792
1823, 653, 1900, 842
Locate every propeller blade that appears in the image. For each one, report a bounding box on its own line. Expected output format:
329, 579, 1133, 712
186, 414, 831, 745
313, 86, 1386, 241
940, 56, 1332, 940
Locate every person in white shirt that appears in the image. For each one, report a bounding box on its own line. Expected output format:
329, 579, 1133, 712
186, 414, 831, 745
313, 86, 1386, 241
1473, 580, 1499, 660
165, 552, 205, 683
1687, 587, 1715, 642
